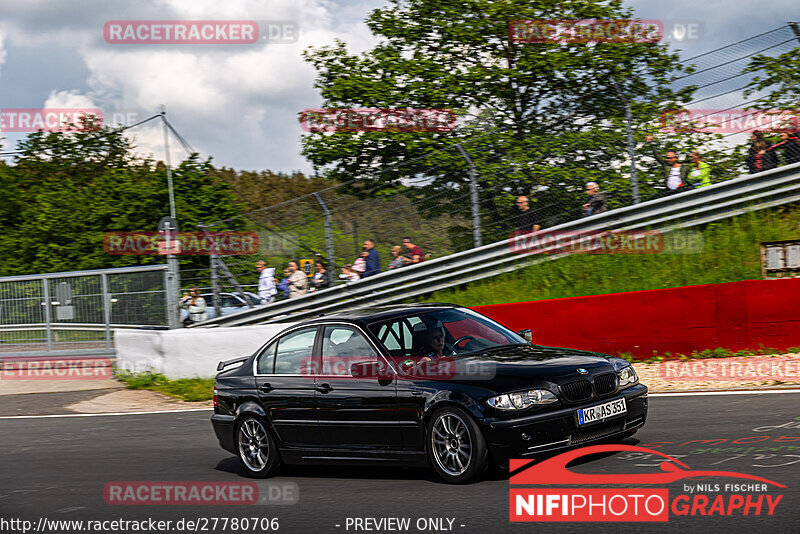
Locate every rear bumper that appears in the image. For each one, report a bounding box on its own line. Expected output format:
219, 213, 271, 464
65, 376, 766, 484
211, 414, 237, 454
480, 384, 648, 462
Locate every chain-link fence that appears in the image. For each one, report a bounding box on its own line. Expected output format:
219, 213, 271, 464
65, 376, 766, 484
0, 265, 170, 355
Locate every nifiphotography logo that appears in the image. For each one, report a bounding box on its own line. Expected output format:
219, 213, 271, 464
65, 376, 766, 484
509, 444, 785, 522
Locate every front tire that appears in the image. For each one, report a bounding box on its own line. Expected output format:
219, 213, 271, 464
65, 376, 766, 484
235, 415, 280, 478
427, 406, 488, 484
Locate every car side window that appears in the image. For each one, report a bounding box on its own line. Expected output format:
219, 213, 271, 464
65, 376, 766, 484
371, 319, 414, 357
256, 341, 277, 374
274, 328, 317, 375
321, 326, 378, 376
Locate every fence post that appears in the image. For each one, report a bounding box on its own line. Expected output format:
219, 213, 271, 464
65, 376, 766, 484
100, 273, 112, 349
456, 144, 482, 248
210, 254, 222, 318
314, 192, 336, 286
42, 279, 52, 351
610, 76, 639, 205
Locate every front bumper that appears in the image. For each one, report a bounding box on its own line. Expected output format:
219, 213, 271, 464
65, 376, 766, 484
480, 384, 648, 462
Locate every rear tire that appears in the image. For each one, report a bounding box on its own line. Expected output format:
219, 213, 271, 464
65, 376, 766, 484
427, 406, 488, 484
235, 415, 280, 478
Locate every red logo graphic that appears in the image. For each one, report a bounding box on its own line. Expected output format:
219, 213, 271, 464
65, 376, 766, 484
659, 108, 800, 134
0, 108, 102, 132
0, 358, 112, 380
103, 231, 258, 255
299, 108, 456, 133
509, 444, 785, 522
509, 19, 663, 44
509, 229, 664, 255
104, 21, 259, 44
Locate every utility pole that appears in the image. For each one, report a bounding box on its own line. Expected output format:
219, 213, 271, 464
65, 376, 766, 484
161, 105, 181, 329
610, 77, 640, 205
455, 144, 482, 247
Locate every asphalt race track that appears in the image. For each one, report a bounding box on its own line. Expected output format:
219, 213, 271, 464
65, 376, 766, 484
1, 392, 798, 534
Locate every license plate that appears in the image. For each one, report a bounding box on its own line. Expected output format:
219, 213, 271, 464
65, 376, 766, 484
577, 398, 626, 425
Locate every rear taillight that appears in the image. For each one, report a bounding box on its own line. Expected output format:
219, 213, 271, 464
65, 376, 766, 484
213, 387, 218, 408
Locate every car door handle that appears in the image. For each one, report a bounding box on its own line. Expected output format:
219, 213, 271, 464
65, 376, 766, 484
260, 383, 273, 393
411, 389, 423, 396
315, 383, 333, 394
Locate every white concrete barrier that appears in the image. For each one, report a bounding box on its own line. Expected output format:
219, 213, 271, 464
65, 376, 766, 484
115, 324, 295, 379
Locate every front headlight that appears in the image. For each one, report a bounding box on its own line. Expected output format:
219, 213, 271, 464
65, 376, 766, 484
618, 365, 638, 388
486, 389, 558, 410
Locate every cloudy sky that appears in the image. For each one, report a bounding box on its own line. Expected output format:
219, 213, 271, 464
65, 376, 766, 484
0, 0, 797, 174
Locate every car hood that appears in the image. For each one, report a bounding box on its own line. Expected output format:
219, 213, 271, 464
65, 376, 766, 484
453, 344, 617, 391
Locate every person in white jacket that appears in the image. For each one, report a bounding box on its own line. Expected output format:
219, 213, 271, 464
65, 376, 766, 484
256, 260, 277, 304
180, 287, 207, 325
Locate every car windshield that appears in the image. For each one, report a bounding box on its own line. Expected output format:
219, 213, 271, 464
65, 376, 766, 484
368, 308, 527, 359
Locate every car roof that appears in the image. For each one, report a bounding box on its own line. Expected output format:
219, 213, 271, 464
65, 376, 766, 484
296, 303, 463, 326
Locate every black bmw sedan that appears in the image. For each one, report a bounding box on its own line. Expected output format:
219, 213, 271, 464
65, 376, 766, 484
211, 304, 647, 483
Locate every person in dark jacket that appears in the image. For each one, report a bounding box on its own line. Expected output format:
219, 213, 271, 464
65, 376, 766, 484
582, 182, 607, 216
767, 130, 800, 166
362, 239, 381, 277
748, 139, 777, 174
515, 196, 540, 233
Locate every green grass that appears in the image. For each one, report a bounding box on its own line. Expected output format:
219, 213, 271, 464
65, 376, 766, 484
619, 345, 800, 364
425, 204, 800, 306
115, 371, 214, 402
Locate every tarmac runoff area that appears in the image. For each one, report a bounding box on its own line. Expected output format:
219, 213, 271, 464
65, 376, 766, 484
0, 353, 797, 416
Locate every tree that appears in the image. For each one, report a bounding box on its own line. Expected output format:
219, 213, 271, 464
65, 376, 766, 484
302, 0, 699, 242
0, 126, 243, 275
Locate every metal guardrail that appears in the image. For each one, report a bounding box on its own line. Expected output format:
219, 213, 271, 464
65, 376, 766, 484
197, 162, 800, 327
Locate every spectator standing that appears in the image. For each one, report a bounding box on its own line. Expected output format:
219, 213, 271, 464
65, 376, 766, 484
388, 246, 405, 270
515, 196, 541, 233
287, 260, 309, 298
748, 139, 777, 174
276, 268, 291, 300
255, 260, 277, 304
582, 182, 607, 216
340, 265, 360, 282
362, 239, 381, 277
352, 251, 367, 275
645, 135, 693, 191
767, 130, 800, 166
402, 238, 425, 265
688, 152, 712, 187
179, 287, 207, 326
312, 260, 330, 290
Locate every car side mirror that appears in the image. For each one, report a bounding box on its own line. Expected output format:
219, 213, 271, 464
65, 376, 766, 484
350, 361, 393, 380
517, 329, 533, 343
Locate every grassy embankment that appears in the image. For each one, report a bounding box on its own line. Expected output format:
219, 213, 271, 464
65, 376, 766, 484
424, 205, 800, 306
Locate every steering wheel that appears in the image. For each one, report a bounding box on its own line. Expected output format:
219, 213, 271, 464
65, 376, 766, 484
448, 335, 476, 355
